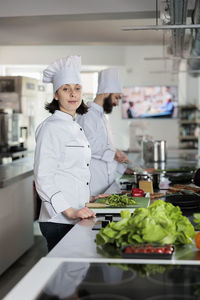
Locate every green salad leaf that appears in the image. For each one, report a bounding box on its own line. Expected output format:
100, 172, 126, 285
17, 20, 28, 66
193, 213, 200, 230
95, 200, 195, 247
99, 194, 136, 207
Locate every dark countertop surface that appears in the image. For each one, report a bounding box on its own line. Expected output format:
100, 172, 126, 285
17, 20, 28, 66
0, 154, 34, 188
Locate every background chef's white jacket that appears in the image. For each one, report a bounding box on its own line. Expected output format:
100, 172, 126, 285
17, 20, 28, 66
76, 102, 126, 196
34, 110, 91, 224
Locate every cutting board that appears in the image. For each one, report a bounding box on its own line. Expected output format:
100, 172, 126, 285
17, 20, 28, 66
86, 197, 150, 214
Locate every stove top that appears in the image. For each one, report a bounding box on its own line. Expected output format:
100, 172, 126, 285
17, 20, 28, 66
37, 262, 200, 300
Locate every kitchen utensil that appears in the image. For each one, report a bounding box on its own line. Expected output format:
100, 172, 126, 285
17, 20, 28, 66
165, 194, 200, 209
143, 140, 167, 162
133, 172, 161, 189
153, 140, 167, 162
167, 172, 194, 184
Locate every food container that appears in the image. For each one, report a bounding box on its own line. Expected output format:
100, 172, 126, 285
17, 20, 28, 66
133, 172, 161, 189
143, 140, 167, 162
121, 244, 174, 259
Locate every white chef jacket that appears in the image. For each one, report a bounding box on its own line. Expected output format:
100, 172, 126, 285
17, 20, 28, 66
76, 102, 126, 196
34, 110, 91, 224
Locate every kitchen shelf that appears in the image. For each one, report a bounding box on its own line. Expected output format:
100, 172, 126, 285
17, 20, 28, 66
179, 105, 200, 149
179, 120, 200, 124
179, 136, 198, 140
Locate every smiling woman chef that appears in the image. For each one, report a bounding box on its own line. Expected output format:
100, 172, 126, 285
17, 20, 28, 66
34, 56, 95, 251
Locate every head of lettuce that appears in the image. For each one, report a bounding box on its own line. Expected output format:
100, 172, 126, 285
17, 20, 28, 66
95, 200, 195, 247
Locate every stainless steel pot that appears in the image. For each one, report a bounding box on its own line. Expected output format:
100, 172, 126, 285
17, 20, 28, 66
143, 140, 167, 162
153, 140, 166, 162
133, 172, 161, 189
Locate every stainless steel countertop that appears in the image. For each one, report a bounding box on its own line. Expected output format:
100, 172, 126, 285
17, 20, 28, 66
0, 148, 196, 189
0, 155, 34, 188
48, 218, 200, 264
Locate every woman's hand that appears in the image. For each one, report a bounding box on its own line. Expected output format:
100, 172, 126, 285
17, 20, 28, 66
63, 207, 95, 220
78, 218, 96, 227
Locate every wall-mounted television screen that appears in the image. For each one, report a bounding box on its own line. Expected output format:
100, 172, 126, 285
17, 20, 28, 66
122, 86, 178, 119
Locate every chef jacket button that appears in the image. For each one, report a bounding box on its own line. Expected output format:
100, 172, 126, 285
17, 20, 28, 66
87, 163, 89, 166
80, 128, 82, 131
86, 182, 89, 185
88, 145, 90, 148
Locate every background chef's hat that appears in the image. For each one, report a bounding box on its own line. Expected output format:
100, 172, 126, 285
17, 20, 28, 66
97, 68, 122, 95
43, 55, 82, 92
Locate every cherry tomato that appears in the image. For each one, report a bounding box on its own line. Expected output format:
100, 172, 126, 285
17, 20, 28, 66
145, 248, 153, 253
131, 248, 139, 253
165, 245, 174, 252
125, 246, 132, 253
153, 248, 163, 254
157, 247, 165, 253
195, 232, 200, 249
164, 249, 172, 254
139, 248, 146, 253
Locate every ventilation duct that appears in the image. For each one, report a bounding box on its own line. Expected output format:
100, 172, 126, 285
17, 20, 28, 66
169, 0, 188, 57
188, 0, 200, 73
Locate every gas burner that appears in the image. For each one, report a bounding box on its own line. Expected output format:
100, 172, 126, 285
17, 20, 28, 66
146, 295, 198, 300
147, 266, 200, 287
80, 294, 131, 300
83, 265, 136, 286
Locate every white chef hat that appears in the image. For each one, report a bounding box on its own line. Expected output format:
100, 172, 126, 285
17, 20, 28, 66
97, 68, 122, 95
43, 55, 82, 92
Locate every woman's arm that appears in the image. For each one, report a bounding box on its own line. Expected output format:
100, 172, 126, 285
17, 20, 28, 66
63, 207, 95, 219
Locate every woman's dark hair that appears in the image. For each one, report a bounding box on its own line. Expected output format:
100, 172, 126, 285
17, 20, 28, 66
45, 99, 88, 115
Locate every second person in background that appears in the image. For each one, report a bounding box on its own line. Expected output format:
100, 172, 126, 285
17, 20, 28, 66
77, 68, 132, 196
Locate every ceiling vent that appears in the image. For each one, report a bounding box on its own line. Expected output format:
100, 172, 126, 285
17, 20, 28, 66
169, 0, 188, 57
188, 0, 200, 73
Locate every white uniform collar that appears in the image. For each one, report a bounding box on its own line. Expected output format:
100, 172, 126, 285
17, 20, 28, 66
88, 102, 104, 115
53, 110, 75, 121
